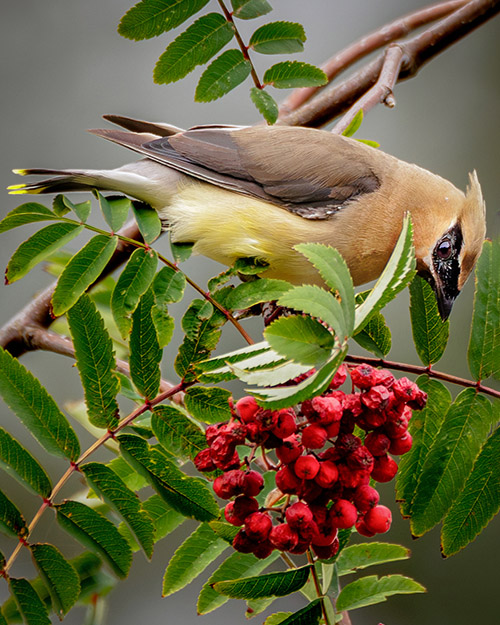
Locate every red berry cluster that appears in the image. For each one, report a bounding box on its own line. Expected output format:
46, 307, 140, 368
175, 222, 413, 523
194, 364, 427, 560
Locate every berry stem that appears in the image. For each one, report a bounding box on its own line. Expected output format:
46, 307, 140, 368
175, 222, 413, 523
307, 551, 331, 624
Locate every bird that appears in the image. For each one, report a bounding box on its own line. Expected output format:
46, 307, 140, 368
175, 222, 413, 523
8, 114, 486, 320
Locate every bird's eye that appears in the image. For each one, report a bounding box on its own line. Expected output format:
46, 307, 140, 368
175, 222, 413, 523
436, 238, 452, 260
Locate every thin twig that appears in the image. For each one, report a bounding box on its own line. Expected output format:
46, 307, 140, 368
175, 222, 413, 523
306, 550, 330, 625
279, 0, 468, 115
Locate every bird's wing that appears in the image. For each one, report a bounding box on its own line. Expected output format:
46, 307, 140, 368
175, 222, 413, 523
91, 124, 382, 220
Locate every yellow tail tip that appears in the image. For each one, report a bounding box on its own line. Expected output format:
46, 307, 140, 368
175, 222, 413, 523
12, 169, 28, 176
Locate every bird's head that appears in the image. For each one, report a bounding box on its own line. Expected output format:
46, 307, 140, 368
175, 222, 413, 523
414, 171, 486, 320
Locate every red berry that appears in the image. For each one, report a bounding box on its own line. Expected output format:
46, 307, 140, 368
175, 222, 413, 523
338, 464, 370, 489
325, 421, 341, 438
232, 495, 259, 518
364, 431, 391, 456
361, 410, 386, 430
364, 505, 392, 534
389, 432, 413, 455
347, 446, 374, 472
245, 512, 272, 541
362, 385, 391, 410
392, 377, 419, 402
194, 448, 216, 472
253, 539, 274, 559
301, 424, 328, 449
245, 421, 268, 444
314, 461, 339, 488
269, 523, 299, 551
285, 502, 313, 530
288, 539, 310, 555
355, 518, 376, 537
275, 466, 302, 494
343, 393, 363, 417
372, 368, 395, 388
294, 455, 320, 480
350, 364, 376, 389
256, 409, 278, 432
272, 409, 297, 439
213, 471, 242, 499
209, 436, 236, 465
241, 470, 264, 496
384, 411, 409, 438
311, 523, 338, 547
371, 454, 398, 482
335, 433, 362, 457
311, 396, 343, 425
329, 364, 348, 389
312, 537, 340, 560
233, 529, 256, 553
276, 435, 303, 464
353, 484, 380, 513
236, 396, 259, 423
224, 501, 246, 526
330, 499, 358, 529
299, 480, 323, 503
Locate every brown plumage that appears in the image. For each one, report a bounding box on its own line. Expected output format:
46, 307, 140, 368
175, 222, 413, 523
9, 115, 486, 319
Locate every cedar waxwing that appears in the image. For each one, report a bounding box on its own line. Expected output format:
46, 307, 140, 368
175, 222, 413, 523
9, 115, 486, 320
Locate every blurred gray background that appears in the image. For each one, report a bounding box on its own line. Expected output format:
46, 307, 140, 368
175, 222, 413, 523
1, 1, 499, 624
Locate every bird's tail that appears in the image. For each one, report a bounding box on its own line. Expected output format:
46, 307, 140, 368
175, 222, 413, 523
8, 168, 116, 195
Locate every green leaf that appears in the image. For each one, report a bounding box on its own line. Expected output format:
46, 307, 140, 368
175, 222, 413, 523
108, 456, 149, 491
152, 405, 206, 460
249, 87, 279, 124
409, 275, 449, 365
0, 489, 27, 537
295, 243, 355, 334
154, 13, 234, 84
0, 203, 59, 233
56, 500, 132, 579
263, 613, 293, 625
184, 386, 232, 424
118, 0, 210, 40
209, 521, 239, 544
336, 574, 425, 612
231, 359, 311, 388
225, 279, 292, 311
163, 523, 228, 597
95, 192, 131, 232
182, 299, 214, 339
175, 309, 223, 381
8, 578, 51, 625
111, 248, 158, 339
54, 195, 91, 222
0, 428, 51, 497
213, 565, 311, 599
195, 49, 251, 102
153, 265, 186, 305
170, 238, 193, 263
278, 284, 346, 338
341, 109, 364, 137
231, 0, 272, 19
197, 551, 280, 614
396, 377, 451, 517
30, 543, 80, 616
151, 307, 175, 348
0, 347, 80, 460
118, 434, 220, 522
249, 21, 305, 55
353, 313, 391, 357
81, 462, 155, 559
266, 600, 322, 625
265, 315, 334, 366
142, 494, 184, 541
130, 288, 162, 400
468, 238, 500, 380
441, 424, 500, 556
336, 543, 410, 576
132, 202, 162, 244
354, 215, 416, 332
5, 222, 83, 284
67, 294, 120, 429
51, 234, 118, 316
263, 61, 327, 89
410, 388, 494, 537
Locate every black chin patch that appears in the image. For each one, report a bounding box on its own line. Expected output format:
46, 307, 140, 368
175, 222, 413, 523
433, 223, 463, 301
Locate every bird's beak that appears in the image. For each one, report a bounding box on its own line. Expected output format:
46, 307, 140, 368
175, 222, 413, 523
417, 270, 457, 321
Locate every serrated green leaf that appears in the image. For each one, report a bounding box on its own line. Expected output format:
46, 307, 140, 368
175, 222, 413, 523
336, 574, 425, 612
225, 279, 292, 311
410, 388, 494, 536
0, 489, 27, 538
263, 613, 293, 625
267, 600, 322, 625
132, 201, 162, 243
151, 306, 175, 348
231, 359, 311, 387
52, 195, 71, 217
130, 288, 162, 400
153, 265, 186, 305
0, 203, 59, 233
295, 243, 355, 334
263, 61, 327, 89
336, 543, 410, 576
0, 428, 51, 497
118, 0, 210, 40
142, 494, 184, 540
111, 248, 158, 339
441, 424, 500, 556
118, 434, 220, 522
265, 315, 334, 366
354, 215, 416, 332
55, 195, 91, 222
175, 311, 223, 381
231, 0, 272, 19
170, 238, 193, 263
249, 87, 278, 124
197, 340, 271, 375
108, 456, 149, 491
468, 238, 500, 380
209, 521, 239, 544
184, 386, 232, 424
0, 347, 80, 460
81, 462, 155, 559
154, 13, 234, 84
195, 49, 251, 102
8, 578, 51, 625
5, 222, 83, 284
95, 192, 131, 232
67, 294, 120, 429
213, 565, 311, 599
163, 523, 228, 597
278, 285, 346, 338
182, 299, 214, 340
249, 21, 305, 55
197, 551, 280, 614
51, 234, 118, 316
410, 276, 449, 365
152, 405, 206, 459
396, 377, 451, 517
56, 500, 132, 579
30, 543, 80, 616
353, 291, 391, 357
342, 109, 364, 137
